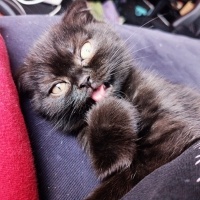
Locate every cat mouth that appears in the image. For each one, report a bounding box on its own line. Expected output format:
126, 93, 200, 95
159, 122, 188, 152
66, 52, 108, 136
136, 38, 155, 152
91, 82, 112, 102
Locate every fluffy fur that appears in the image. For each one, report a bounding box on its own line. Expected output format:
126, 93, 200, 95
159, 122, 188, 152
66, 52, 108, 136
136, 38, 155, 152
17, 1, 200, 199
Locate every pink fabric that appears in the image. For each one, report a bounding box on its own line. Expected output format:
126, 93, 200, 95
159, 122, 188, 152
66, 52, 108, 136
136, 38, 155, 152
0, 34, 39, 200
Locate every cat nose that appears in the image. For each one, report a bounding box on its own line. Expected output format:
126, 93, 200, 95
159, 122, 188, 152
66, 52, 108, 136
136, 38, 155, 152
78, 75, 91, 88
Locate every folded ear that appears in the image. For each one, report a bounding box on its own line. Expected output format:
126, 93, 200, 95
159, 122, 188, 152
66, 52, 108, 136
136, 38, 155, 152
16, 64, 35, 98
62, 0, 96, 26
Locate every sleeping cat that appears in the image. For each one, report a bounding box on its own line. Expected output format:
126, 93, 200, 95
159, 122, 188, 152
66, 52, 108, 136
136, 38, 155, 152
17, 1, 200, 199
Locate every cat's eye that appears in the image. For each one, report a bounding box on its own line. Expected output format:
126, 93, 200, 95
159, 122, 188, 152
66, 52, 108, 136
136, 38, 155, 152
81, 42, 93, 60
51, 82, 70, 96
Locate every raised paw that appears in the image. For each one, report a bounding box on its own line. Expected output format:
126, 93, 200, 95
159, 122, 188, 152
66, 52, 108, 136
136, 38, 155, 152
86, 97, 138, 179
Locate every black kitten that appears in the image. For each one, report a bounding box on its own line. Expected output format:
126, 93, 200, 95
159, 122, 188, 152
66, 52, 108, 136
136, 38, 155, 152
17, 1, 200, 199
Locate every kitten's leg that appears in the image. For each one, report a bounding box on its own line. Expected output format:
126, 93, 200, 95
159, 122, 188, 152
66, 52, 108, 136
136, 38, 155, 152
80, 97, 139, 200
85, 167, 136, 200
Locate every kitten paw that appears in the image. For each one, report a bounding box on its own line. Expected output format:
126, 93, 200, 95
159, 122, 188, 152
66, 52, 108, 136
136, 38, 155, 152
86, 97, 138, 179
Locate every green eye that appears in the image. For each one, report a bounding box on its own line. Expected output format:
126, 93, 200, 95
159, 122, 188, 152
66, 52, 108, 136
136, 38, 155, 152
81, 42, 93, 60
51, 82, 70, 96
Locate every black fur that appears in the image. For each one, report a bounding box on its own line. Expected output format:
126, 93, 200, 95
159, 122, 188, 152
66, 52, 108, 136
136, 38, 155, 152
17, 1, 200, 199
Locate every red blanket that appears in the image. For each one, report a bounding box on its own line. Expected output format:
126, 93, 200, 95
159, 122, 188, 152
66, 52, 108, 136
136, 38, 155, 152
0, 35, 38, 200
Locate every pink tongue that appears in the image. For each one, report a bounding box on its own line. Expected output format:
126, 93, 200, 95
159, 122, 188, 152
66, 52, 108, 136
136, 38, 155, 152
91, 85, 106, 102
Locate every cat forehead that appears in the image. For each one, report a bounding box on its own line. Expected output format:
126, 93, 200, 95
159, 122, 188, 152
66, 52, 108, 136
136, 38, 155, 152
59, 22, 116, 43
28, 21, 121, 69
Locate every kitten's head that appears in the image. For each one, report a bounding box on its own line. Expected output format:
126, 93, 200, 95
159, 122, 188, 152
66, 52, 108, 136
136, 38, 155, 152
17, 0, 132, 133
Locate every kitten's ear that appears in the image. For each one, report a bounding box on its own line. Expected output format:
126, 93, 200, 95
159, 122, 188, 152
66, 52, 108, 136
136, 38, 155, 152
16, 65, 35, 98
62, 0, 96, 26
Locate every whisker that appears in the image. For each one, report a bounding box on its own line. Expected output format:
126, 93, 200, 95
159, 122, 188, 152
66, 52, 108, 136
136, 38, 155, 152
109, 66, 132, 76
128, 45, 152, 55
134, 55, 151, 60
108, 17, 157, 64
121, 19, 157, 47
